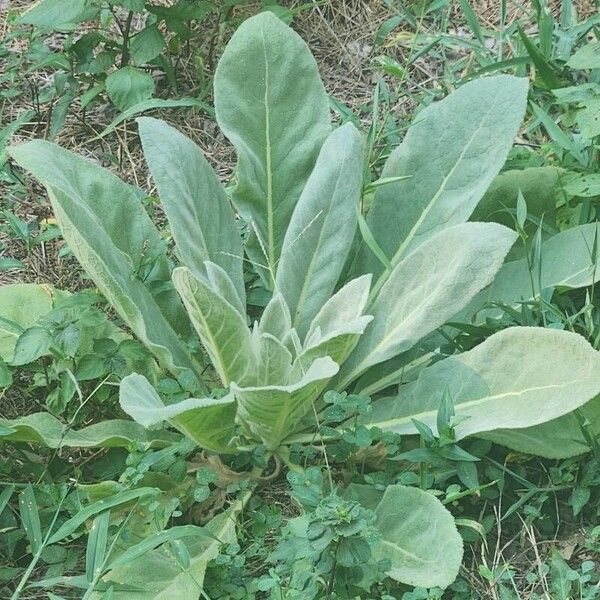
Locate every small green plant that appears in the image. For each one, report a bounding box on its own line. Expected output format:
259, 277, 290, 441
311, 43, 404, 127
0, 283, 159, 418
6, 12, 600, 592
5, 0, 219, 113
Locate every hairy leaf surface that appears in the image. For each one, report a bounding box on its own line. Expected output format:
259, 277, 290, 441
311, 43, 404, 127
138, 117, 245, 305
0, 412, 177, 448
94, 492, 248, 600
364, 328, 600, 443
347, 484, 463, 588
354, 75, 528, 295
233, 357, 338, 449
480, 396, 600, 458
214, 11, 331, 284
462, 222, 600, 322
276, 123, 363, 337
338, 222, 517, 387
120, 373, 236, 453
173, 266, 255, 386
9, 141, 198, 379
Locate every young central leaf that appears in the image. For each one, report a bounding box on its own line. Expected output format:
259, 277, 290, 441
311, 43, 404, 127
276, 123, 364, 338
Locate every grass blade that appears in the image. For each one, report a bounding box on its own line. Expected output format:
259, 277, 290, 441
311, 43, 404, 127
19, 485, 42, 555
459, 0, 485, 47
48, 488, 158, 545
86, 511, 110, 583
106, 524, 212, 569
517, 26, 561, 89
0, 484, 14, 516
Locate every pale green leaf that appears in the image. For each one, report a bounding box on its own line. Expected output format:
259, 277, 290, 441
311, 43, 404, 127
471, 166, 561, 229
480, 396, 600, 458
253, 332, 293, 386
203, 262, 245, 318
464, 223, 600, 322
276, 123, 363, 337
354, 75, 528, 294
214, 12, 331, 283
258, 293, 292, 342
338, 222, 517, 388
372, 485, 462, 589
119, 373, 236, 452
172, 266, 255, 386
138, 117, 245, 306
305, 274, 372, 344
299, 275, 373, 368
364, 328, 600, 443
8, 141, 199, 381
0, 412, 178, 449
94, 491, 247, 600
567, 42, 600, 69
234, 357, 338, 449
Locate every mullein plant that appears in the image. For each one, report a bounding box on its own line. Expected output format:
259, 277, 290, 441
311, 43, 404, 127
7, 12, 600, 588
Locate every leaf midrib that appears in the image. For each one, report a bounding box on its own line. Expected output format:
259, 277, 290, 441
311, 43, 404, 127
292, 151, 351, 334
371, 380, 584, 431
261, 26, 275, 284
369, 100, 497, 301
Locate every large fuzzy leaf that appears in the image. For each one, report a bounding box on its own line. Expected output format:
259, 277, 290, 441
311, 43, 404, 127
462, 222, 600, 323
120, 373, 236, 452
137, 117, 245, 306
253, 332, 293, 386
363, 328, 600, 446
257, 293, 292, 342
94, 490, 249, 600
471, 166, 561, 260
276, 123, 363, 338
347, 484, 462, 589
376, 486, 462, 588
298, 275, 373, 368
337, 222, 517, 388
9, 141, 198, 380
0, 412, 178, 449
354, 75, 528, 296
233, 357, 338, 449
172, 266, 255, 387
352, 333, 441, 397
214, 12, 331, 284
480, 396, 600, 459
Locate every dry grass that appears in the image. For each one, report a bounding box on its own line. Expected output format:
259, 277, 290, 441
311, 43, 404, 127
1, 0, 578, 287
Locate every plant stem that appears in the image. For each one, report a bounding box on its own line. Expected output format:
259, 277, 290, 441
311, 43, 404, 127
120, 11, 134, 67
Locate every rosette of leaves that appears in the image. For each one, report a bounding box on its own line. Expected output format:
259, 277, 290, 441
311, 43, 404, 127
8, 12, 600, 591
